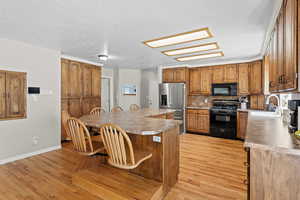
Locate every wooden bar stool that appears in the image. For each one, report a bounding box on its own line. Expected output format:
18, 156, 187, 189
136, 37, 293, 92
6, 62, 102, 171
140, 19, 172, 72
129, 104, 140, 111
90, 107, 105, 116
111, 106, 123, 112
99, 123, 152, 169
67, 117, 105, 156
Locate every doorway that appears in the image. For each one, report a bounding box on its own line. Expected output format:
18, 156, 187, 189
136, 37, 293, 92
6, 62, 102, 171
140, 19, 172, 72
101, 76, 113, 112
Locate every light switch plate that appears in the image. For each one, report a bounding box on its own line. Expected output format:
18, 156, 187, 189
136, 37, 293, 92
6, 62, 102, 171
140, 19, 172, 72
153, 136, 161, 143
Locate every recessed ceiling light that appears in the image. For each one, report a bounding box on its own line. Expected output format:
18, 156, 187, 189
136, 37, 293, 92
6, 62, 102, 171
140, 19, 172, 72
143, 28, 213, 48
97, 54, 108, 61
176, 52, 224, 62
162, 42, 219, 56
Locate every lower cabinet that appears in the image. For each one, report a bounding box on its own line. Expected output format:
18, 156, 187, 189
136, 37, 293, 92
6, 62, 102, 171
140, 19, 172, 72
237, 111, 248, 140
187, 109, 210, 133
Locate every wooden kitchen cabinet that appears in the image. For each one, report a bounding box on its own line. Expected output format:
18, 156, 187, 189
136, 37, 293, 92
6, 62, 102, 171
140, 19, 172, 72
249, 61, 263, 95
189, 67, 211, 95
224, 64, 238, 83
250, 95, 265, 110
212, 65, 224, 83
162, 67, 188, 83
238, 63, 250, 95
187, 109, 209, 133
267, 0, 298, 93
283, 0, 297, 90
0, 70, 27, 120
237, 111, 248, 139
61, 59, 102, 139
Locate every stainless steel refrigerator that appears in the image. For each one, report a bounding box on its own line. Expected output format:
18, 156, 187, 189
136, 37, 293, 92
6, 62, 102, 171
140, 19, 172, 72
159, 83, 186, 133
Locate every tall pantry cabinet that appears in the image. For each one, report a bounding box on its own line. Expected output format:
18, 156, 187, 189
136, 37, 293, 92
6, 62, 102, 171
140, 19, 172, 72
61, 58, 101, 140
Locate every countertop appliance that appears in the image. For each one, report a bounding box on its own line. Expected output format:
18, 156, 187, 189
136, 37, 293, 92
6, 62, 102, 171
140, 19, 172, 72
288, 100, 300, 133
210, 99, 239, 139
159, 83, 186, 133
212, 83, 237, 96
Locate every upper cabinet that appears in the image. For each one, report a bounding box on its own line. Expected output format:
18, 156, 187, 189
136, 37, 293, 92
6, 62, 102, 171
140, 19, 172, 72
0, 70, 27, 120
189, 67, 211, 95
224, 64, 238, 83
162, 67, 188, 83
212, 66, 224, 83
267, 0, 298, 93
238, 63, 250, 95
249, 61, 263, 95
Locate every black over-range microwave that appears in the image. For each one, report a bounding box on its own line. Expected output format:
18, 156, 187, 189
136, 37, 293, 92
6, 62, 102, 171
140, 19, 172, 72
211, 83, 237, 96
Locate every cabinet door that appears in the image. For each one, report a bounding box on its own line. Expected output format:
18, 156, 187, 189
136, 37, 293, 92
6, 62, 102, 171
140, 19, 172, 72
189, 68, 201, 95
224, 64, 237, 83
82, 64, 93, 97
68, 98, 82, 118
162, 69, 174, 83
212, 66, 224, 83
199, 68, 212, 95
283, 0, 297, 90
82, 97, 101, 115
61, 59, 69, 98
277, 12, 285, 91
61, 99, 69, 141
250, 96, 258, 110
6, 72, 26, 118
69, 61, 82, 98
237, 111, 248, 139
249, 61, 262, 94
257, 95, 265, 110
174, 68, 186, 82
92, 67, 101, 97
197, 114, 210, 133
269, 27, 278, 92
0, 72, 6, 118
187, 110, 197, 131
238, 63, 250, 95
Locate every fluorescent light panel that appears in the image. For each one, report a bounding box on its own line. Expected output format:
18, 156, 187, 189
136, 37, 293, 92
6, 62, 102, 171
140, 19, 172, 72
162, 42, 219, 56
143, 28, 213, 48
176, 52, 224, 62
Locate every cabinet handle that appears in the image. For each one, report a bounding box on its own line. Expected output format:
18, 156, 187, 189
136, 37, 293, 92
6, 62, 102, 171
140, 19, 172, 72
278, 75, 282, 84
269, 81, 275, 87
244, 162, 250, 167
243, 179, 249, 185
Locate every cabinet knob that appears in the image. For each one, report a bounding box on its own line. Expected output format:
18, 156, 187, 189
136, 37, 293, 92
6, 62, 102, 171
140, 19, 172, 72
243, 179, 249, 185
244, 162, 250, 167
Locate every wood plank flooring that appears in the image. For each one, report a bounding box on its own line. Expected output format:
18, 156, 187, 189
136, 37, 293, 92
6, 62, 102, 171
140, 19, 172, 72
0, 134, 246, 200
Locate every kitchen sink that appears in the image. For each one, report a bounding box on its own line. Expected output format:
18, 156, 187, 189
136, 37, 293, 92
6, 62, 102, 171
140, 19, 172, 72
250, 110, 281, 118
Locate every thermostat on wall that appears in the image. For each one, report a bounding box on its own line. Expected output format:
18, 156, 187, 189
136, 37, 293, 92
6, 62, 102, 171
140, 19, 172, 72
28, 87, 40, 94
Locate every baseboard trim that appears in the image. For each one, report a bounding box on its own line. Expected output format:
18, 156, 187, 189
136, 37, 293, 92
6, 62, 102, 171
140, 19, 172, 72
0, 145, 62, 165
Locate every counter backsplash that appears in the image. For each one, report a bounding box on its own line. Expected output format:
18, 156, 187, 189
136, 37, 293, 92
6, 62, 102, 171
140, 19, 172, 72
188, 95, 241, 107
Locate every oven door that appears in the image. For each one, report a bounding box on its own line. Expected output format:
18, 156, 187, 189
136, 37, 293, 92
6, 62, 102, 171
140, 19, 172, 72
210, 111, 237, 139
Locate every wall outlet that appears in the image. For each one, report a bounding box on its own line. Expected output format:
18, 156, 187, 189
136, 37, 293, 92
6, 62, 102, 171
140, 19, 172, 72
153, 136, 161, 143
32, 136, 39, 145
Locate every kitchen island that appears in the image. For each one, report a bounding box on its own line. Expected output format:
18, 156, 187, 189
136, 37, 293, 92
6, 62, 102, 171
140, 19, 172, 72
75, 108, 181, 200
244, 111, 300, 200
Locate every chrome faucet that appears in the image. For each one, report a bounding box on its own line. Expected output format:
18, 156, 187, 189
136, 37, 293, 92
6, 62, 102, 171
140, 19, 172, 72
265, 94, 281, 114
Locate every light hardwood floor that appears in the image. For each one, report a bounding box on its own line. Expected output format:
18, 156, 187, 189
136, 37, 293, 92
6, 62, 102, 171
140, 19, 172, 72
0, 134, 246, 200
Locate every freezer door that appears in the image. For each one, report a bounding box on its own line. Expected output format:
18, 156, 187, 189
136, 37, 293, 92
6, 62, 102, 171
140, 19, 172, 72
159, 83, 185, 109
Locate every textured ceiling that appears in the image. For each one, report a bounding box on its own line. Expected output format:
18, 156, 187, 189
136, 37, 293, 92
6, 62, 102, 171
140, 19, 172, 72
0, 0, 281, 68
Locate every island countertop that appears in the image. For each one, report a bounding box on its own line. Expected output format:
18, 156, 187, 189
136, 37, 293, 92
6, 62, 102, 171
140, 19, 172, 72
244, 111, 300, 155
79, 108, 182, 135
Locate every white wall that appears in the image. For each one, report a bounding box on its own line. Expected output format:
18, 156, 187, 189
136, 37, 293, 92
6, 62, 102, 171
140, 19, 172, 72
118, 69, 141, 111
0, 39, 61, 163
140, 68, 159, 109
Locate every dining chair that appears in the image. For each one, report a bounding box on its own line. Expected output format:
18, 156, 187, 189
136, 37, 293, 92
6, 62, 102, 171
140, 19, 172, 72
90, 107, 105, 116
111, 106, 123, 112
61, 110, 71, 141
129, 104, 140, 111
99, 123, 152, 169
67, 117, 105, 156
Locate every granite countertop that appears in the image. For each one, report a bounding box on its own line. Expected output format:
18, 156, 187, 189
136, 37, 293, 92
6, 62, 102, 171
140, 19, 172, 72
244, 111, 300, 155
79, 108, 181, 136
186, 106, 211, 110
